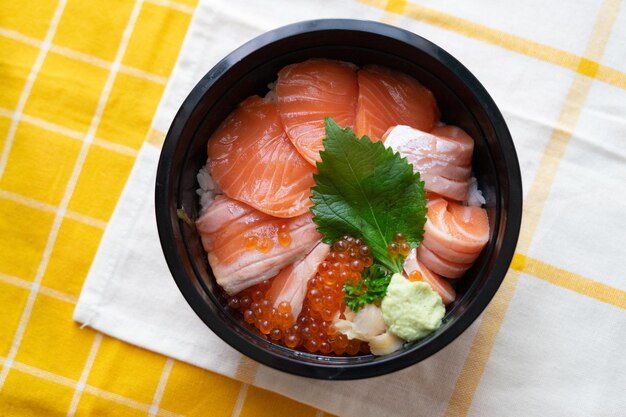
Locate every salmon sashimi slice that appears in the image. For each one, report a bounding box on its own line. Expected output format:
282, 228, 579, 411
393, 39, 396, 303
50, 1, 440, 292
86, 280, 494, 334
416, 242, 472, 279
422, 230, 481, 263
208, 95, 316, 218
448, 203, 490, 243
266, 242, 331, 319
418, 198, 489, 278
276, 59, 358, 165
424, 198, 489, 254
403, 248, 456, 305
384, 125, 473, 201
355, 65, 439, 141
196, 196, 321, 295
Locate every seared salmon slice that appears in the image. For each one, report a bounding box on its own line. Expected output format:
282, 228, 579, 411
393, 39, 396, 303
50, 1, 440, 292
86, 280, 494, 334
383, 125, 474, 201
196, 196, 321, 295
276, 59, 358, 165
208, 95, 316, 218
420, 174, 470, 202
430, 125, 474, 166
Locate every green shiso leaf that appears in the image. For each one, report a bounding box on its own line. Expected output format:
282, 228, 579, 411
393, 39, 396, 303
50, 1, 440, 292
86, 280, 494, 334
310, 117, 427, 273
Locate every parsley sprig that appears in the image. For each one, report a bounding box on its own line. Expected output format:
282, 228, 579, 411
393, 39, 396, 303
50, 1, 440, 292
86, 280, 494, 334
342, 264, 392, 312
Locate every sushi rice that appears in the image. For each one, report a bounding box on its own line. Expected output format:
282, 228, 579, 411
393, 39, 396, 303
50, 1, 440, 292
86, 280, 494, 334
197, 163, 221, 213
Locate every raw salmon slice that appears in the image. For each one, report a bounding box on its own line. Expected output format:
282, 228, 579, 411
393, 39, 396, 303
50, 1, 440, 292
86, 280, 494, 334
417, 243, 472, 279
208, 95, 316, 218
425, 198, 488, 254
355, 65, 439, 141
423, 230, 481, 263
448, 203, 490, 243
266, 242, 331, 319
404, 248, 456, 305
418, 198, 489, 278
196, 196, 321, 295
276, 59, 358, 165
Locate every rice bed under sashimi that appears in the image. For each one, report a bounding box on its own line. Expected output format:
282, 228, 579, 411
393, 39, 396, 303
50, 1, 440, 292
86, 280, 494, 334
195, 58, 489, 356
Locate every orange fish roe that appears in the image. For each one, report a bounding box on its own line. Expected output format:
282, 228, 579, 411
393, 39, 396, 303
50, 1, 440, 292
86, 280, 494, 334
227, 279, 295, 337
226, 235, 375, 355
256, 237, 273, 253
295, 235, 374, 354
388, 232, 411, 258
278, 224, 292, 247
243, 224, 293, 252
244, 235, 258, 250
409, 270, 423, 281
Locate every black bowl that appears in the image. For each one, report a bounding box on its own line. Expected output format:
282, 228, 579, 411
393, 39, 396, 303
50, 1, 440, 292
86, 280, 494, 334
155, 19, 522, 380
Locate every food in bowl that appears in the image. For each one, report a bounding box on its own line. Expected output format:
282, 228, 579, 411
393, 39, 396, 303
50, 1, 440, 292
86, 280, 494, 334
194, 58, 489, 356
156, 19, 522, 379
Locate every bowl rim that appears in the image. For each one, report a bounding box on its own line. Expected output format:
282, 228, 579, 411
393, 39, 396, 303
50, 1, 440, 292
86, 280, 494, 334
155, 18, 523, 380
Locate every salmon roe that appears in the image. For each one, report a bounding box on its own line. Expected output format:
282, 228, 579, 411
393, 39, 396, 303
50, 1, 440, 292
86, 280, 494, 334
226, 235, 375, 355
227, 279, 295, 338
278, 224, 292, 247
409, 270, 423, 281
388, 232, 411, 258
243, 224, 293, 253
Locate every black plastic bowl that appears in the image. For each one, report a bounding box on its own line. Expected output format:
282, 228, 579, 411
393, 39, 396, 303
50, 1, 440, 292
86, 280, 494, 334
155, 19, 522, 380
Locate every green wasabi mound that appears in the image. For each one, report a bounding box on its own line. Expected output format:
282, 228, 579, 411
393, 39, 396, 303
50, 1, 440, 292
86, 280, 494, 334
381, 273, 445, 342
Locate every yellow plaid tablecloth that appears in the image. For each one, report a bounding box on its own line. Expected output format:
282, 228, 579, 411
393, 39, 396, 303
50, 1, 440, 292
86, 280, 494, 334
0, 0, 325, 415
1, 0, 625, 416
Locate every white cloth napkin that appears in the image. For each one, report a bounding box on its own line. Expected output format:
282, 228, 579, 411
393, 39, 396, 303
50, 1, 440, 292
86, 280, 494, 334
75, 0, 626, 416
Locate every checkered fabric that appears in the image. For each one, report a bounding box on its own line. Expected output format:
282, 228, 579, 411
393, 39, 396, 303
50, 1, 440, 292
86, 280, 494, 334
0, 0, 326, 415
1, 0, 625, 416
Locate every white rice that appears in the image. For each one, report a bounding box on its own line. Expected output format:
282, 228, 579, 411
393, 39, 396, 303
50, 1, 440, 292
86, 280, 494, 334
465, 176, 486, 207
264, 81, 277, 101
196, 162, 221, 213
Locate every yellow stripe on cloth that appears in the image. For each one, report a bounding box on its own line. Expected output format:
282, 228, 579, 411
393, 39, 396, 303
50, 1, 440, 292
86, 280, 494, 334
234, 356, 261, 385
0, 27, 169, 85
366, 0, 626, 89
443, 0, 622, 415
385, 0, 407, 13
146, 127, 167, 148
2, 0, 622, 416
444, 270, 521, 417
513, 254, 626, 310
0, 0, 330, 414
596, 65, 626, 89
516, 0, 621, 255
